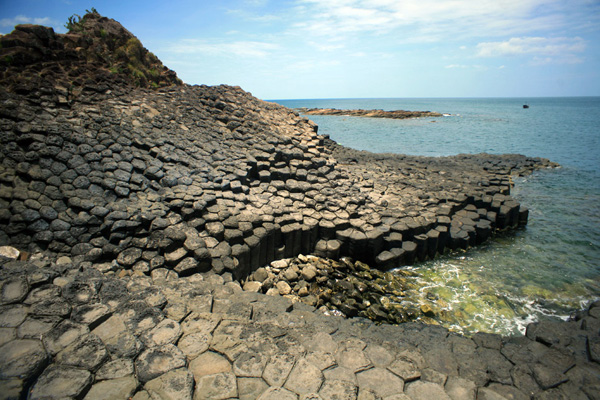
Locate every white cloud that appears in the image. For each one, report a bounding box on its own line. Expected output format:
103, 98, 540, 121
0, 15, 67, 34
1, 15, 52, 27
308, 41, 345, 52
244, 0, 269, 6
293, 0, 569, 41
476, 36, 586, 57
165, 39, 279, 58
475, 36, 586, 64
445, 64, 488, 70
226, 7, 280, 23
530, 55, 584, 65
286, 59, 341, 72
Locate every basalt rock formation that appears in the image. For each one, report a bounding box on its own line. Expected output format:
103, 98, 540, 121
1, 12, 597, 400
298, 108, 443, 119
0, 11, 559, 312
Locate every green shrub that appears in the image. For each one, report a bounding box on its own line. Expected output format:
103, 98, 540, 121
64, 14, 83, 32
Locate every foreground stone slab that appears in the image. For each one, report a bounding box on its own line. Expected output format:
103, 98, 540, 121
284, 359, 324, 395
263, 353, 296, 387
135, 344, 187, 383
95, 358, 135, 381
356, 368, 405, 398
238, 377, 269, 400
29, 365, 92, 399
43, 320, 89, 355
319, 379, 358, 400
189, 351, 232, 381
194, 372, 238, 400
55, 333, 109, 371
404, 380, 451, 400
0, 339, 48, 380
0, 379, 25, 400
144, 368, 194, 400
258, 387, 299, 400
84, 376, 138, 400
0, 256, 598, 400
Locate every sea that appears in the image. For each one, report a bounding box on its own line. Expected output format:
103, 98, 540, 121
273, 97, 600, 336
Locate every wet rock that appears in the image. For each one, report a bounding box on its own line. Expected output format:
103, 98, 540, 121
0, 13, 588, 400
30, 297, 72, 317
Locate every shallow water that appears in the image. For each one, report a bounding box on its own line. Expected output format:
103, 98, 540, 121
275, 97, 600, 335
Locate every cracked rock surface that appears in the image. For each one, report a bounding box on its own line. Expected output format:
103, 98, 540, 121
0, 256, 599, 399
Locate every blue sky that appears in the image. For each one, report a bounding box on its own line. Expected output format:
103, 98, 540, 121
1, 0, 599, 99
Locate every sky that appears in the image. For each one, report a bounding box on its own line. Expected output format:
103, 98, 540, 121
1, 0, 599, 99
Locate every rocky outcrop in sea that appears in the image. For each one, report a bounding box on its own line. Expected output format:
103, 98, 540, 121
0, 11, 596, 400
297, 108, 443, 119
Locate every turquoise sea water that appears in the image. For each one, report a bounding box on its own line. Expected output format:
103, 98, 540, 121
275, 97, 600, 335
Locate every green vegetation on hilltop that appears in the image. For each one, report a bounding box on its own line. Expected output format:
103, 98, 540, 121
64, 7, 100, 32
64, 8, 181, 88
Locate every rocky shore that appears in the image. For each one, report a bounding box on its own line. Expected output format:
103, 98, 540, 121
1, 11, 597, 400
1, 252, 599, 400
297, 108, 443, 119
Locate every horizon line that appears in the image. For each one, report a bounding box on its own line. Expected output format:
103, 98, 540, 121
266, 95, 600, 101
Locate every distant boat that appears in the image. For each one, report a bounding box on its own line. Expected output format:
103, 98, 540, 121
523, 104, 529, 109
